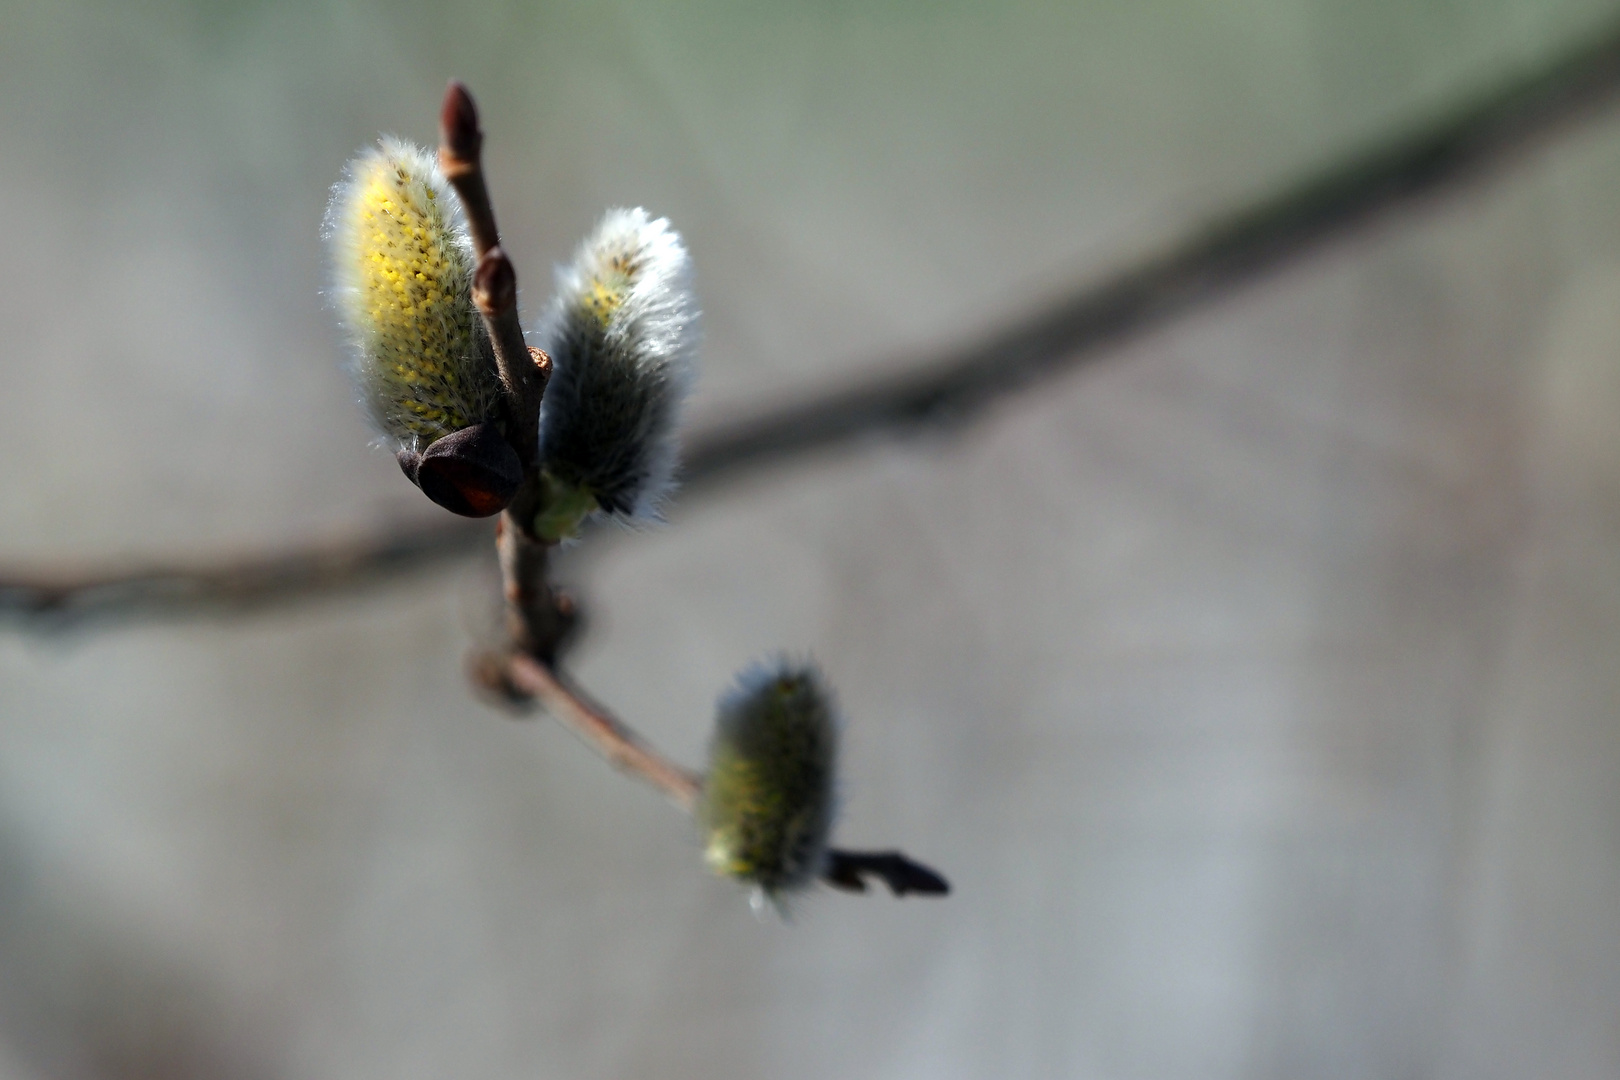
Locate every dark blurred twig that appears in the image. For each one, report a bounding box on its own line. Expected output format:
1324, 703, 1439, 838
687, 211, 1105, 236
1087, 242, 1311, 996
680, 17, 1620, 488
822, 850, 952, 896
8, 19, 1620, 626
0, 521, 487, 628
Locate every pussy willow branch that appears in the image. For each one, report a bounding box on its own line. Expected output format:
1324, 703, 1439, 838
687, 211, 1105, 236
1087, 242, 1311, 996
435, 86, 943, 896
434, 84, 699, 811
7, 17, 1620, 626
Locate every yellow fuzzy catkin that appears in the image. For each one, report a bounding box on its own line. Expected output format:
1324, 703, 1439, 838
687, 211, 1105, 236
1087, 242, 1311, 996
328, 137, 496, 447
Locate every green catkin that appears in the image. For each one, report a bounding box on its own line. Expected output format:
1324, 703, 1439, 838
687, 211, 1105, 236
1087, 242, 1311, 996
702, 661, 838, 905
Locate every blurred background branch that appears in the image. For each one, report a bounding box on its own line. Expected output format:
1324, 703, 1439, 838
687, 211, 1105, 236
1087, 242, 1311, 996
6, 15, 1620, 628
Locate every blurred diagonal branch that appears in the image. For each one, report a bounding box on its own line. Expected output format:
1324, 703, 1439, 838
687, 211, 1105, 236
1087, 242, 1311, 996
681, 17, 1620, 487
8, 17, 1620, 627
0, 521, 486, 627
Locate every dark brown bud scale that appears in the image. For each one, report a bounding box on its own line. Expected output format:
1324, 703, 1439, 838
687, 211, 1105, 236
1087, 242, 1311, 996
396, 448, 424, 484
403, 422, 523, 517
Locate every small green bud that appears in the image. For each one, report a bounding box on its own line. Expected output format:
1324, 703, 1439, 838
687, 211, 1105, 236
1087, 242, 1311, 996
701, 660, 838, 907
531, 470, 600, 543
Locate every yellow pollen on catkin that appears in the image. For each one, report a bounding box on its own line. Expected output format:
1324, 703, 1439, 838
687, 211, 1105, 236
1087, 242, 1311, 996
580, 271, 630, 325
335, 141, 490, 443
574, 249, 646, 327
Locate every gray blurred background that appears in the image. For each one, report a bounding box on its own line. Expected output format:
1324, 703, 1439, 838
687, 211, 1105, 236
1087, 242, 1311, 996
2, 1, 1619, 1078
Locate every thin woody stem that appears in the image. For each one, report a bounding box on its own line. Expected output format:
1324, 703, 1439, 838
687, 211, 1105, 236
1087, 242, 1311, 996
436, 80, 697, 815
503, 652, 704, 813
439, 81, 702, 817
439, 81, 547, 464
494, 516, 575, 661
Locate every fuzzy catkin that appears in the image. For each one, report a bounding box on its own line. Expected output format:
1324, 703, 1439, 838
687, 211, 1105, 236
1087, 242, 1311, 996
535, 208, 697, 520
326, 137, 499, 450
702, 660, 839, 903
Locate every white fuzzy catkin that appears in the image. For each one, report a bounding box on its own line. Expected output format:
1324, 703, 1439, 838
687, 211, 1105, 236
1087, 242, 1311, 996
701, 659, 839, 905
324, 137, 500, 451
534, 208, 697, 520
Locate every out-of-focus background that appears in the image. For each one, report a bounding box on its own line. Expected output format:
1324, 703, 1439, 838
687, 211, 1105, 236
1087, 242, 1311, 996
2, 2, 1619, 1078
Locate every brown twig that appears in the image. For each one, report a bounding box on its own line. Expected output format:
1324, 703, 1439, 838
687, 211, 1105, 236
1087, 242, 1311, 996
439, 81, 547, 463
0, 521, 487, 627
493, 516, 577, 662
9, 23, 1620, 623
442, 78, 691, 812
499, 652, 704, 811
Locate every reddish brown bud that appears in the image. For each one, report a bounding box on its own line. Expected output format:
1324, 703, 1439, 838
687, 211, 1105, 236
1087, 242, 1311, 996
474, 247, 517, 315
528, 346, 552, 381
409, 422, 523, 517
438, 80, 482, 170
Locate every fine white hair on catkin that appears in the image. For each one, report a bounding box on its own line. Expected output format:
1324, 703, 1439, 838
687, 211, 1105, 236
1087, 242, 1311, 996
534, 207, 698, 520
323, 136, 499, 451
